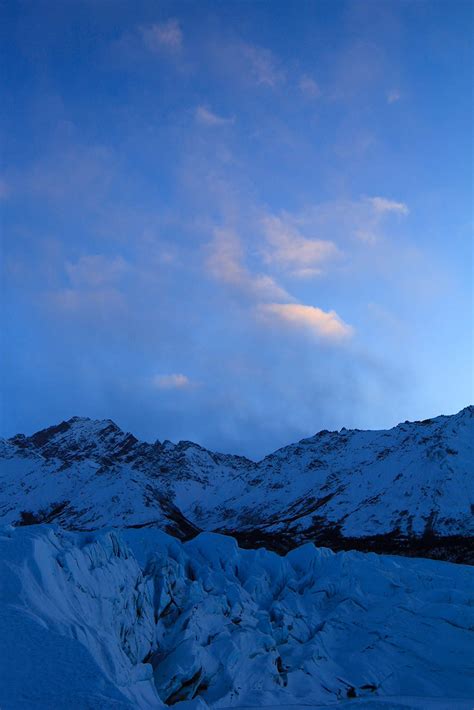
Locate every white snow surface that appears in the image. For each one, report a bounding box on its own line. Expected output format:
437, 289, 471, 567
0, 407, 472, 550
0, 524, 473, 709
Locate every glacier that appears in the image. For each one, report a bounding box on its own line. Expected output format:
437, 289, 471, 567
0, 524, 473, 709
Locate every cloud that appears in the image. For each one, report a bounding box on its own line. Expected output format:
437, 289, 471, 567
258, 302, 354, 341
367, 196, 409, 215
206, 38, 285, 93
292, 196, 409, 247
299, 75, 321, 99
140, 19, 183, 53
65, 255, 128, 288
195, 106, 234, 127
152, 373, 191, 389
387, 89, 401, 104
239, 42, 285, 87
261, 214, 341, 277
206, 227, 351, 347
206, 228, 292, 301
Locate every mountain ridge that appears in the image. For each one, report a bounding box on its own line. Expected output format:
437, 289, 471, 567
9, 405, 474, 462
1, 406, 473, 563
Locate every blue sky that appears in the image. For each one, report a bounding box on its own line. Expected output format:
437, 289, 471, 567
1, 0, 472, 458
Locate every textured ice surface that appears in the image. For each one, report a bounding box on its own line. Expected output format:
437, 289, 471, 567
0, 525, 473, 709
0, 525, 161, 709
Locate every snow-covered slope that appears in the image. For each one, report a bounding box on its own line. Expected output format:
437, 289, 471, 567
1, 525, 473, 709
1, 407, 472, 561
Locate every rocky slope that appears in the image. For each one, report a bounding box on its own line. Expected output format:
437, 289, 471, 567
1, 407, 472, 562
1, 525, 473, 709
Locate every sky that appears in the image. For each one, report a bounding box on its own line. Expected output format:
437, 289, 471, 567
1, 0, 472, 458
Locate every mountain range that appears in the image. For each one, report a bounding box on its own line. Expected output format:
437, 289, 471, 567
1, 406, 472, 563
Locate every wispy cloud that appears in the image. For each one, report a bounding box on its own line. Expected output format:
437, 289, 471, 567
273, 196, 410, 249
140, 19, 183, 53
206, 228, 292, 301
195, 106, 234, 127
152, 373, 191, 389
241, 43, 285, 88
299, 74, 321, 99
368, 196, 409, 215
65, 255, 128, 288
258, 303, 354, 341
239, 42, 285, 87
387, 89, 401, 104
207, 226, 353, 345
261, 214, 340, 278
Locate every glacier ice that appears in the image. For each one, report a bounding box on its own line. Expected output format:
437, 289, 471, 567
0, 524, 473, 709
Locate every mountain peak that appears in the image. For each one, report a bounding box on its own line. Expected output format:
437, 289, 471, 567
12, 416, 137, 463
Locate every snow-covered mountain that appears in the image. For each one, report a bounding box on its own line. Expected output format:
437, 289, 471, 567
1, 524, 473, 709
1, 406, 472, 562
1, 412, 473, 708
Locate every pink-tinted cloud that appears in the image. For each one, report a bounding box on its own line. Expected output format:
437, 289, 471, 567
206, 228, 292, 302
261, 214, 340, 277
258, 302, 354, 340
